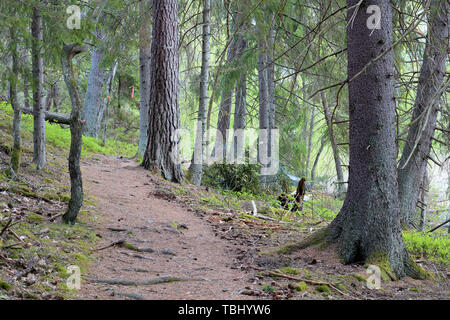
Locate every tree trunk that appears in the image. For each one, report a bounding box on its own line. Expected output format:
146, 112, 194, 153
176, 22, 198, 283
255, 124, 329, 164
100, 60, 118, 144
31, 6, 46, 170
325, 0, 421, 279
306, 104, 316, 178
52, 83, 59, 112
257, 22, 270, 181
82, 41, 106, 138
142, 0, 183, 183
232, 36, 248, 161
418, 169, 430, 231
311, 135, 325, 185
212, 16, 238, 159
61, 43, 85, 224
138, 0, 152, 158
10, 26, 21, 175
397, 0, 448, 227
189, 0, 210, 186
321, 91, 345, 196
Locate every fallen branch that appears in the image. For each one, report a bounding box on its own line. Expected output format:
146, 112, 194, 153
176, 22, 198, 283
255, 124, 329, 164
21, 107, 70, 125
94, 240, 126, 251
266, 270, 350, 297
428, 218, 450, 233
0, 218, 13, 237
83, 276, 205, 286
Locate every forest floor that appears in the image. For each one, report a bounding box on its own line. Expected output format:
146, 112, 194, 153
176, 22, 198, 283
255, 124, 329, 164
77, 155, 449, 300
1, 104, 447, 300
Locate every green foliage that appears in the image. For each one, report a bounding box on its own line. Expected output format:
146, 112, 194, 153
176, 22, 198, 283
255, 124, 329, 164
403, 231, 450, 265
0, 103, 137, 158
294, 281, 308, 292
202, 161, 262, 194
261, 283, 275, 293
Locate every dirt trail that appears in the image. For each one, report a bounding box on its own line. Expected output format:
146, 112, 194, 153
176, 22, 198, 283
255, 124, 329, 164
77, 156, 252, 300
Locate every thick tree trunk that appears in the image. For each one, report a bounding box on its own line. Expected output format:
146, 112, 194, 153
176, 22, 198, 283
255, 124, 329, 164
189, 0, 210, 186
142, 0, 183, 183
100, 60, 118, 144
321, 91, 345, 196
31, 6, 46, 170
82, 42, 106, 138
138, 0, 152, 157
10, 26, 21, 175
326, 0, 420, 279
397, 0, 448, 227
61, 43, 85, 224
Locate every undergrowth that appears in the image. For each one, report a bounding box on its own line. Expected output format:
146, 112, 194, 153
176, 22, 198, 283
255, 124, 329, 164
403, 231, 449, 265
0, 102, 137, 158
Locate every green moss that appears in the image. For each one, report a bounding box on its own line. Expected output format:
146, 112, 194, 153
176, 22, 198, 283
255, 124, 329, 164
366, 252, 397, 281
70, 252, 91, 273
406, 257, 434, 280
279, 267, 300, 275
25, 212, 44, 223
0, 280, 13, 291
335, 282, 347, 292
352, 273, 367, 282
44, 192, 71, 203
54, 263, 70, 279
10, 145, 21, 173
294, 281, 308, 292
316, 284, 331, 294
409, 288, 420, 293
262, 283, 275, 293
277, 227, 328, 254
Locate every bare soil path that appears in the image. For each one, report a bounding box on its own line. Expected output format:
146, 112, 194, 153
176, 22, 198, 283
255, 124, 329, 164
77, 156, 253, 300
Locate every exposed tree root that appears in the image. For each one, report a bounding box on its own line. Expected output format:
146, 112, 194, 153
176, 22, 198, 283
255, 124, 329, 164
277, 227, 329, 254
266, 270, 351, 297
120, 251, 155, 261
84, 276, 206, 286
113, 291, 146, 300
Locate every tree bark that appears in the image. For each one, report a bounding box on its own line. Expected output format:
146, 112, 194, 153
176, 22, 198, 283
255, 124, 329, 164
418, 169, 430, 231
326, 0, 420, 279
257, 22, 270, 182
397, 0, 448, 227
21, 107, 70, 125
61, 43, 85, 224
189, 0, 210, 186
321, 91, 345, 196
311, 135, 325, 185
212, 13, 238, 159
142, 0, 183, 183
31, 5, 46, 170
138, 0, 152, 158
10, 25, 21, 174
82, 43, 106, 138
232, 36, 248, 160
98, 60, 118, 144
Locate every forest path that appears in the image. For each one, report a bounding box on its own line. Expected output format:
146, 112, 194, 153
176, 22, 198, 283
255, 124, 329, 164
77, 155, 252, 300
